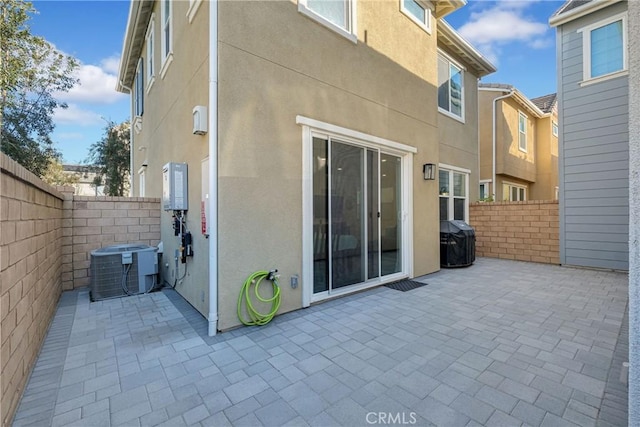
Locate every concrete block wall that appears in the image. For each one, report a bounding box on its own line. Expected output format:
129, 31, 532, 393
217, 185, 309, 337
469, 200, 560, 264
0, 154, 64, 426
61, 197, 161, 290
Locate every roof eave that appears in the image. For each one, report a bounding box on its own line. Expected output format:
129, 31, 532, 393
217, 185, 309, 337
116, 0, 154, 93
549, 0, 622, 27
479, 86, 545, 118
437, 20, 497, 78
433, 0, 466, 19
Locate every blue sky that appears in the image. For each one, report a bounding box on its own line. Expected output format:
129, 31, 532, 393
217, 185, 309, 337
29, 0, 563, 164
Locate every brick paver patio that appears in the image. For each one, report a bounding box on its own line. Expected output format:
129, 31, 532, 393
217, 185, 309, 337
12, 258, 628, 426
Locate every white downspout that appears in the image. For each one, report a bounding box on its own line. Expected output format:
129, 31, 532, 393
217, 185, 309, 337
120, 80, 134, 196
491, 90, 513, 200
208, 0, 219, 336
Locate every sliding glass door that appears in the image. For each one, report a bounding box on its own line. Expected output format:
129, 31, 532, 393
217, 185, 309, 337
312, 136, 402, 296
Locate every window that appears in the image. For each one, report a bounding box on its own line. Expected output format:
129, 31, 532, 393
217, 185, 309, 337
134, 58, 144, 117
138, 167, 146, 197
579, 13, 627, 83
439, 166, 469, 222
503, 183, 526, 201
160, 0, 173, 76
518, 112, 527, 152
552, 121, 558, 137
298, 116, 415, 306
438, 54, 464, 121
145, 17, 155, 90
298, 0, 356, 42
401, 0, 432, 33
479, 182, 491, 201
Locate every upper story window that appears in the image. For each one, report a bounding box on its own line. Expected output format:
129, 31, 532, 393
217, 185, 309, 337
518, 112, 527, 152
134, 58, 144, 117
438, 53, 464, 122
401, 0, 432, 34
298, 0, 356, 43
552, 121, 558, 137
145, 17, 155, 91
160, 0, 173, 77
439, 166, 469, 222
578, 12, 627, 83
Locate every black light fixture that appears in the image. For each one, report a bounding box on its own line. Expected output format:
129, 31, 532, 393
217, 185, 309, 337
423, 163, 436, 180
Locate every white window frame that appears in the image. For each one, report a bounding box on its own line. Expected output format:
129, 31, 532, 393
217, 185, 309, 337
138, 167, 146, 197
479, 180, 491, 201
187, 0, 203, 23
134, 58, 144, 117
438, 50, 465, 123
518, 111, 527, 152
400, 0, 432, 34
160, 0, 173, 79
578, 12, 628, 86
552, 121, 558, 137
503, 181, 527, 202
438, 164, 470, 223
145, 16, 155, 93
297, 115, 415, 308
298, 0, 357, 43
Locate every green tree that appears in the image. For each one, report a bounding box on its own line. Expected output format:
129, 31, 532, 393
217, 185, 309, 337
41, 159, 79, 187
1, 0, 78, 176
87, 121, 130, 196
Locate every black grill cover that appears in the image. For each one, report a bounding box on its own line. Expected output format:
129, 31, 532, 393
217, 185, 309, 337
440, 220, 476, 268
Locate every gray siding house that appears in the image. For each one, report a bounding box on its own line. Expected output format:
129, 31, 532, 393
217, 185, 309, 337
550, 0, 629, 270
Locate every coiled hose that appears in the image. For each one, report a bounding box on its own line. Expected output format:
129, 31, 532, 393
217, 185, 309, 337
237, 270, 281, 326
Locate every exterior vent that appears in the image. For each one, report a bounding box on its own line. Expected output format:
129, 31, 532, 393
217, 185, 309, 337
90, 244, 158, 301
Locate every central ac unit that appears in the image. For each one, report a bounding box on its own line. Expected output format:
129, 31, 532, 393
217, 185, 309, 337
90, 244, 158, 301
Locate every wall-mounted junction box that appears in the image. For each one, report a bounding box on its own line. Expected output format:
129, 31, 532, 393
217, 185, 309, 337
162, 162, 188, 211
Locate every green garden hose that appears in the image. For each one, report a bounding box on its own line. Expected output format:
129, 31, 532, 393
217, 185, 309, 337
237, 270, 281, 326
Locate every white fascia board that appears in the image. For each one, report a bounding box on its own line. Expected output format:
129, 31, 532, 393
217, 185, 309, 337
549, 0, 623, 27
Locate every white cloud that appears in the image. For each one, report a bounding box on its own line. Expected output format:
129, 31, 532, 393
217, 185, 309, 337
54, 104, 104, 126
458, 2, 550, 65
100, 55, 121, 75
55, 56, 125, 105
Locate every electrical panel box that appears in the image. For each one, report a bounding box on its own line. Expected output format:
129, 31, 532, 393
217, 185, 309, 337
163, 162, 188, 211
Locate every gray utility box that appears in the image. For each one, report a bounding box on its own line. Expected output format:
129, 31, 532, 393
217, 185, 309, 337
162, 162, 188, 211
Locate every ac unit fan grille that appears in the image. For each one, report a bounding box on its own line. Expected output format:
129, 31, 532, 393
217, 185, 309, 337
91, 253, 141, 301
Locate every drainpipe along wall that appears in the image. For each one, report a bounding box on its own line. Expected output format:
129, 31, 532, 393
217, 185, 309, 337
207, 0, 219, 336
489, 90, 514, 200
120, 81, 134, 196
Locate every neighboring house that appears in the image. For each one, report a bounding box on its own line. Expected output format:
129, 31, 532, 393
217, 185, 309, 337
478, 84, 559, 202
550, 0, 629, 270
116, 0, 494, 333
63, 164, 104, 196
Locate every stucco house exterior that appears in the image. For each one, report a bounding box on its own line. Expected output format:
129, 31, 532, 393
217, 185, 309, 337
550, 0, 629, 271
116, 0, 494, 333
478, 84, 559, 202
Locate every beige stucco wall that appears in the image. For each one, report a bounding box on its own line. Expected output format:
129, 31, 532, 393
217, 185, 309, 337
497, 97, 536, 184
479, 91, 559, 201
530, 115, 559, 200
1, 154, 64, 426
216, 0, 440, 330
478, 90, 495, 195
437, 46, 481, 202
131, 1, 210, 316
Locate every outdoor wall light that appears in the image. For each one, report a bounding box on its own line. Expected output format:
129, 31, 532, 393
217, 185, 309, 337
423, 163, 436, 180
